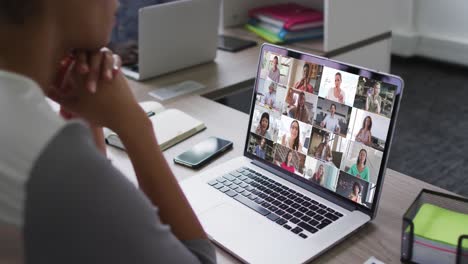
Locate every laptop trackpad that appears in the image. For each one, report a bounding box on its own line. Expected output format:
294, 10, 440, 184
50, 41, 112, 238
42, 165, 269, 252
200, 203, 292, 263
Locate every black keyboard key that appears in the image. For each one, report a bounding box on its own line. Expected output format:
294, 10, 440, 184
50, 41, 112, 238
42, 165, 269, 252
272, 200, 281, 206
316, 223, 329, 230
296, 193, 304, 198
219, 186, 231, 193
289, 189, 297, 194
274, 187, 283, 192
251, 189, 259, 194
325, 213, 339, 221
208, 180, 218, 186
225, 190, 237, 197
326, 208, 335, 213
270, 192, 279, 198
276, 218, 287, 225
291, 203, 301, 209
234, 195, 270, 216
284, 199, 293, 205
313, 215, 324, 221
276, 209, 285, 216
293, 211, 304, 218
303, 196, 311, 201
301, 215, 311, 222
258, 186, 266, 191
298, 222, 318, 234
265, 197, 274, 202
268, 206, 278, 212
322, 219, 332, 225
308, 219, 319, 226
309, 205, 319, 211
286, 208, 296, 214
262, 202, 271, 208
306, 211, 316, 217
254, 198, 264, 204
280, 190, 290, 196
317, 209, 327, 215
290, 217, 300, 224
287, 194, 297, 200
302, 201, 312, 207
299, 233, 308, 239
277, 196, 286, 201
319, 204, 327, 209
294, 197, 304, 203
310, 200, 319, 205
264, 189, 273, 195
279, 204, 288, 210
283, 213, 292, 220
213, 183, 224, 189
298, 206, 308, 213
335, 212, 344, 218
291, 227, 303, 234
267, 213, 280, 221
283, 224, 292, 230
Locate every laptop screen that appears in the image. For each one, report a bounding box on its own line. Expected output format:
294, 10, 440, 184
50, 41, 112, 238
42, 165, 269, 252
246, 45, 402, 209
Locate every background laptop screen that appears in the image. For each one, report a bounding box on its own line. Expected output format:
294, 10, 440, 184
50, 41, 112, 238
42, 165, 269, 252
246, 47, 400, 208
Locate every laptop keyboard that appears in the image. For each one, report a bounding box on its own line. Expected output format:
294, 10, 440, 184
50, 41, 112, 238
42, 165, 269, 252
208, 167, 344, 239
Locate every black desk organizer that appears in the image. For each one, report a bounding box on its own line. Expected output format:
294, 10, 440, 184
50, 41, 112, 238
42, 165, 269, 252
401, 189, 468, 264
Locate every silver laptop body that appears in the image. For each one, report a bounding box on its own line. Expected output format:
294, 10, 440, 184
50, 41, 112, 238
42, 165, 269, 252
181, 44, 404, 263
123, 0, 219, 81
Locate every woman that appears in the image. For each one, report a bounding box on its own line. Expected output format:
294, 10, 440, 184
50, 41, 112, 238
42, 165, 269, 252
255, 112, 271, 140
294, 63, 313, 93
356, 116, 373, 145
348, 182, 362, 204
0, 1, 214, 263
254, 138, 266, 159
280, 150, 295, 173
281, 120, 302, 152
311, 164, 324, 185
285, 87, 295, 107
347, 149, 370, 181
288, 92, 310, 124
326, 72, 346, 104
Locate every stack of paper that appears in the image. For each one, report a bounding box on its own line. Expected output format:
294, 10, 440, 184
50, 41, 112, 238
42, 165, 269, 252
408, 203, 468, 263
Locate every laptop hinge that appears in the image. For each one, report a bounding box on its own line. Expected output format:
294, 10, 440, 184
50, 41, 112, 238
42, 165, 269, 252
251, 160, 358, 212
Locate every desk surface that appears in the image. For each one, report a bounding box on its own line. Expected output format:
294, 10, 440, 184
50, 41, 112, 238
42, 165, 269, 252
109, 93, 450, 264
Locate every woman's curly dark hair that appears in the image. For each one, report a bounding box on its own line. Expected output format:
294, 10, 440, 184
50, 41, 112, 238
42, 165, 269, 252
0, 1, 37, 24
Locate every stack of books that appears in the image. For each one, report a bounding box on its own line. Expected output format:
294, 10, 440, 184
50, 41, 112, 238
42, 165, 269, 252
246, 3, 324, 44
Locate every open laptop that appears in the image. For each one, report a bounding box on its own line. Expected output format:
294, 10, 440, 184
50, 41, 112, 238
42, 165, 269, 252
181, 44, 404, 263
122, 0, 219, 81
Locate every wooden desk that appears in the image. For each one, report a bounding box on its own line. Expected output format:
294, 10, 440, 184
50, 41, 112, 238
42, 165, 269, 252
108, 93, 451, 264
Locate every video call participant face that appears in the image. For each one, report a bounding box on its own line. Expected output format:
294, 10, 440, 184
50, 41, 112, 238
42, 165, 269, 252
260, 138, 266, 148
353, 182, 361, 195
335, 73, 342, 89
273, 56, 278, 69
286, 150, 293, 165
364, 116, 372, 130
357, 149, 367, 166
269, 83, 275, 94
373, 83, 381, 95
298, 92, 306, 108
290, 120, 300, 149
302, 64, 310, 80
260, 113, 269, 133
329, 104, 337, 116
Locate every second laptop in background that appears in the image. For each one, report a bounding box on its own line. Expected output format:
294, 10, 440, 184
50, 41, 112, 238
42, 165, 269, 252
123, 0, 220, 81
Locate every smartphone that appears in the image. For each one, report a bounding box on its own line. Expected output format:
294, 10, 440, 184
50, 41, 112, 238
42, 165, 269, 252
218, 35, 257, 52
174, 137, 233, 169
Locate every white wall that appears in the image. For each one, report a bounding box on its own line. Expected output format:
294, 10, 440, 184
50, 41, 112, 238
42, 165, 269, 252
392, 0, 468, 66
